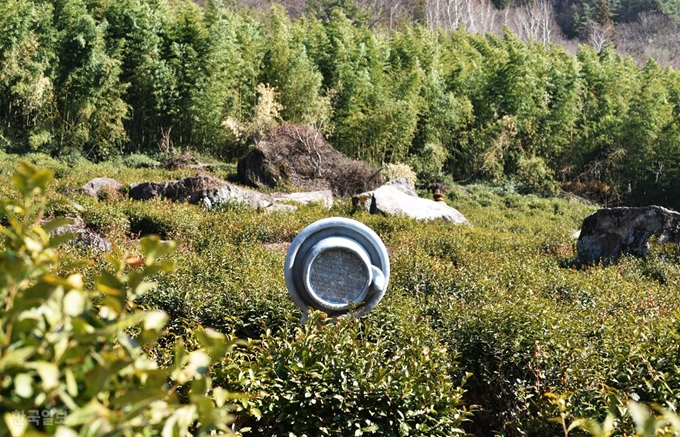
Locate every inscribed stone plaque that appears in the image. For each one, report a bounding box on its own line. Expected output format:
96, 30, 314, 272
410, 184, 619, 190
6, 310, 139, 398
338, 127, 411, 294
308, 248, 370, 307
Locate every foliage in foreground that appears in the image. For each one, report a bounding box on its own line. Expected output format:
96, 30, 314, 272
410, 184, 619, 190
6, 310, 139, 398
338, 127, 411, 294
0, 163, 237, 435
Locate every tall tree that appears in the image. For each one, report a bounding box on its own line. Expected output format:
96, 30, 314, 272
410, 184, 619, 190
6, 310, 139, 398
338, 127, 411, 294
0, 0, 55, 151
261, 6, 323, 124
52, 0, 129, 159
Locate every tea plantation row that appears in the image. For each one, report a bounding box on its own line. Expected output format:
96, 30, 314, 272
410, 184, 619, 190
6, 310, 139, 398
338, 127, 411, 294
1, 152, 679, 436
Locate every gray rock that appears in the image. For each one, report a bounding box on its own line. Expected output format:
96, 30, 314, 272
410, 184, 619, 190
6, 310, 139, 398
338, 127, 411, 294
129, 174, 227, 202
577, 205, 680, 263
129, 173, 300, 212
73, 177, 123, 197
385, 178, 418, 197
271, 190, 334, 209
52, 224, 112, 252
194, 184, 297, 212
353, 180, 469, 225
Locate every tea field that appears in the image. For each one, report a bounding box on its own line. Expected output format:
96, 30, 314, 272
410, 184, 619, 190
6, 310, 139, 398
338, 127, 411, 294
1, 152, 680, 436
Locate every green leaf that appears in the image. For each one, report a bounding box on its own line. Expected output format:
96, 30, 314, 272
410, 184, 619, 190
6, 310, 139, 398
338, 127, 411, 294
31, 169, 54, 192
568, 418, 605, 436
54, 427, 78, 437
212, 387, 231, 408
187, 351, 212, 377
96, 270, 125, 296
41, 217, 74, 233
143, 310, 168, 332
32, 362, 60, 391
47, 232, 76, 248
5, 282, 55, 321
112, 388, 166, 413
24, 236, 43, 253
15, 373, 34, 398
131, 281, 158, 299
96, 271, 126, 311
194, 327, 228, 359
142, 260, 176, 277
63, 289, 87, 316
0, 347, 36, 371
4, 411, 28, 437
629, 401, 657, 436
65, 369, 78, 397
141, 236, 177, 265
65, 400, 112, 426
191, 377, 209, 397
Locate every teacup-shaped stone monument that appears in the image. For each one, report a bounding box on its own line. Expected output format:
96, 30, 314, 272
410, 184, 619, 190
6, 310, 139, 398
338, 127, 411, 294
285, 217, 390, 320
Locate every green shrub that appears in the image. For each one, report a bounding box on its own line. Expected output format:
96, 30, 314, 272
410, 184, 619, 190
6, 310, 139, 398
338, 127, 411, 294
225, 311, 470, 436
381, 162, 418, 186
82, 202, 130, 238
515, 155, 560, 197
6, 156, 680, 436
123, 153, 161, 169
0, 163, 238, 436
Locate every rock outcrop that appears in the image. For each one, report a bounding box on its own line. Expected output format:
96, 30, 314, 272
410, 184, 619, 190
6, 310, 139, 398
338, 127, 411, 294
129, 173, 331, 212
198, 184, 296, 212
129, 174, 226, 202
271, 190, 334, 210
72, 177, 123, 197
353, 178, 469, 225
237, 124, 382, 197
577, 205, 680, 263
52, 217, 112, 252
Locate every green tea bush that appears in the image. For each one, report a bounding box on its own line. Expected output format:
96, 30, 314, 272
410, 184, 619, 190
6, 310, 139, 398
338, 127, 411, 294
224, 311, 470, 436
5, 156, 680, 436
515, 155, 560, 197
82, 202, 130, 239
